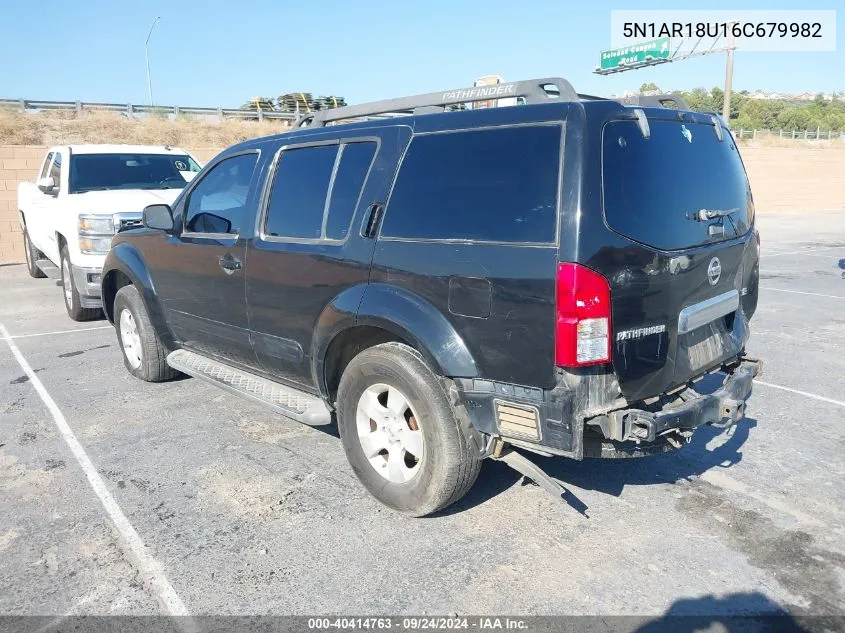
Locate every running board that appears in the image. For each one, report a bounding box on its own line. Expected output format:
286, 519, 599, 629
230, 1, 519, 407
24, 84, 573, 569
35, 259, 61, 279
166, 349, 332, 426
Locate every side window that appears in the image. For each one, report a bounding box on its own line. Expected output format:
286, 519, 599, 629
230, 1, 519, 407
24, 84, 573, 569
40, 153, 54, 179
264, 145, 336, 239
50, 152, 63, 187
381, 125, 561, 243
184, 153, 258, 235
325, 142, 377, 240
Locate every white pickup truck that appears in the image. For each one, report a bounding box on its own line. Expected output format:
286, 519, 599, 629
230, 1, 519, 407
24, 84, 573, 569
18, 145, 202, 320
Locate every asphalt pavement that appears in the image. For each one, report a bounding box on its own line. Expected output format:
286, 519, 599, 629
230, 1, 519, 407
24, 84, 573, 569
1, 211, 843, 622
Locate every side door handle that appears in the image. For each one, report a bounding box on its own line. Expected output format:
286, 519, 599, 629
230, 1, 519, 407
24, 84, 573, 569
218, 253, 242, 275
361, 203, 384, 239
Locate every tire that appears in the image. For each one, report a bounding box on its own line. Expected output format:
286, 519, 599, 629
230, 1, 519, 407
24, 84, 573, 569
336, 342, 482, 516
60, 245, 101, 321
113, 284, 179, 382
23, 226, 46, 278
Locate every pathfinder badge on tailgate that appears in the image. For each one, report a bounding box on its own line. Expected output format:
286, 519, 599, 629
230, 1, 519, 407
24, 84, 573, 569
616, 325, 667, 341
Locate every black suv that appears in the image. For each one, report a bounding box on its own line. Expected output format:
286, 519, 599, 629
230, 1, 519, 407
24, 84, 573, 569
102, 78, 761, 516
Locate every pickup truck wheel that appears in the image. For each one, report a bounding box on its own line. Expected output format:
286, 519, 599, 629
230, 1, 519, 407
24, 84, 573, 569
113, 285, 178, 382
60, 246, 100, 321
336, 342, 482, 517
23, 228, 46, 278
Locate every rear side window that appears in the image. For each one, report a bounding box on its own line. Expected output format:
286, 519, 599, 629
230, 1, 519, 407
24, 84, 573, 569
265, 145, 336, 239
264, 141, 377, 241
602, 119, 753, 251
381, 125, 561, 243
325, 142, 377, 240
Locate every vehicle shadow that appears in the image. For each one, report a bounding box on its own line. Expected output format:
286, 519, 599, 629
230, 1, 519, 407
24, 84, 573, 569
632, 592, 812, 632
442, 399, 756, 517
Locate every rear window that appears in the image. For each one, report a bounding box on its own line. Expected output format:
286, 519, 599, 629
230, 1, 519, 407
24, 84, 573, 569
381, 125, 561, 243
602, 119, 753, 251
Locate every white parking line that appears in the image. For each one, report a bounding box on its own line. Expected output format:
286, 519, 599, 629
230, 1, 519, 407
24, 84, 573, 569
764, 246, 843, 258
10, 325, 113, 339
755, 380, 845, 408
0, 321, 192, 619
760, 287, 845, 300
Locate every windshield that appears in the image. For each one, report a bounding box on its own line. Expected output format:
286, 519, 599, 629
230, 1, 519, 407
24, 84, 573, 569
69, 153, 201, 194
602, 118, 753, 251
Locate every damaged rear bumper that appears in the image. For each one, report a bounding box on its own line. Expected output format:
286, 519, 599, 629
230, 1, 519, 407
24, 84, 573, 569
596, 359, 761, 445
453, 358, 761, 460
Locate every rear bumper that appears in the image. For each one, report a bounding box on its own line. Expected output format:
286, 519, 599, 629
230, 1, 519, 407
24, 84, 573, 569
453, 358, 761, 460
602, 359, 760, 444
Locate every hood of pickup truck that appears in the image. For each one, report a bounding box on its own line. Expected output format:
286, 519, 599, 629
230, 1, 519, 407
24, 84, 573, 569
68, 188, 183, 213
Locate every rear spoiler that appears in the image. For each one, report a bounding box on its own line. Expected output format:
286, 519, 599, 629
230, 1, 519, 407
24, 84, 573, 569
618, 93, 690, 110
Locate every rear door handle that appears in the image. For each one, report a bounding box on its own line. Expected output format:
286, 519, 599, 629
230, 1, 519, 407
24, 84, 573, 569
361, 203, 384, 239
218, 253, 242, 274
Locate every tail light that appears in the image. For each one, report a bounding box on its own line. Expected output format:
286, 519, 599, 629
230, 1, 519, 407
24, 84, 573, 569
555, 263, 612, 367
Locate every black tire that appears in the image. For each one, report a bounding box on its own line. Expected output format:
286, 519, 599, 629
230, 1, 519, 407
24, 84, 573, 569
60, 245, 101, 321
113, 284, 179, 382
336, 342, 482, 516
23, 226, 46, 278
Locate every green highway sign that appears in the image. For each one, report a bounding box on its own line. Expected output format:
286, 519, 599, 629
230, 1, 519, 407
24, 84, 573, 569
599, 37, 671, 72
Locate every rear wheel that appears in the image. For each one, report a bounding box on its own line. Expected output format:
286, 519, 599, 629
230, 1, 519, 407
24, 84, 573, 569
113, 284, 178, 382
60, 245, 100, 321
23, 227, 46, 278
336, 342, 482, 516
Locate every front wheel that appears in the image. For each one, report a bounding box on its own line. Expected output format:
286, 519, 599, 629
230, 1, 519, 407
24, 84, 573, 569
336, 342, 482, 517
113, 285, 179, 382
23, 227, 46, 278
60, 245, 100, 321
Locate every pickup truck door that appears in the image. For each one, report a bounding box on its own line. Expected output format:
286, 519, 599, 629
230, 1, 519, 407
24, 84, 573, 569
39, 151, 65, 264
145, 150, 262, 368
26, 151, 55, 257
244, 126, 412, 389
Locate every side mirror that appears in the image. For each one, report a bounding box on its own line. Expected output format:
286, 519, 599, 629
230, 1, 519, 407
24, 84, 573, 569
37, 177, 57, 195
142, 204, 175, 232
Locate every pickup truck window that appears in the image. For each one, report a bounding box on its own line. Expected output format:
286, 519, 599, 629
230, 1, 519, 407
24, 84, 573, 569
69, 153, 201, 194
50, 152, 63, 187
264, 141, 377, 241
184, 153, 258, 235
40, 152, 54, 179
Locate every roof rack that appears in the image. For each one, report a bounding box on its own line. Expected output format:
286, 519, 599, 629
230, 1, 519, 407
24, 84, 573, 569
295, 77, 579, 128
618, 93, 689, 110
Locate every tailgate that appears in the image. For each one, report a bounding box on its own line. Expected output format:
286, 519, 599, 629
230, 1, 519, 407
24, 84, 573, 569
599, 114, 759, 402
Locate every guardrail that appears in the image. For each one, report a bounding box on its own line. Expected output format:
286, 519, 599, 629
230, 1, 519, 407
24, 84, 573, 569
732, 128, 845, 141
5, 99, 844, 138
0, 98, 298, 122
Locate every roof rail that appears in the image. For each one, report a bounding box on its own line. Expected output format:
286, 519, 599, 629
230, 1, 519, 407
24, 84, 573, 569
295, 77, 579, 128
618, 93, 690, 111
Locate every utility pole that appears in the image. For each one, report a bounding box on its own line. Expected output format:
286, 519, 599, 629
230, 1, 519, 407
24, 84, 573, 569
145, 16, 161, 108
723, 26, 736, 121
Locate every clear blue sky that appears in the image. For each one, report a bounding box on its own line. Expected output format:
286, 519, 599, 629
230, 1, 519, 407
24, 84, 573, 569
1, 0, 841, 107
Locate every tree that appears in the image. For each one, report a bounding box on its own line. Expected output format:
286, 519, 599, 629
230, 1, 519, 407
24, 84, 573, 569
639, 82, 661, 94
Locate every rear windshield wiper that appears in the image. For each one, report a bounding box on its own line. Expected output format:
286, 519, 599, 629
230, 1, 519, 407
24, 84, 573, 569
686, 208, 740, 222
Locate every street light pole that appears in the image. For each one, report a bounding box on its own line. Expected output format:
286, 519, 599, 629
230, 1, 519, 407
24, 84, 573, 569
723, 26, 736, 121
145, 16, 161, 108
